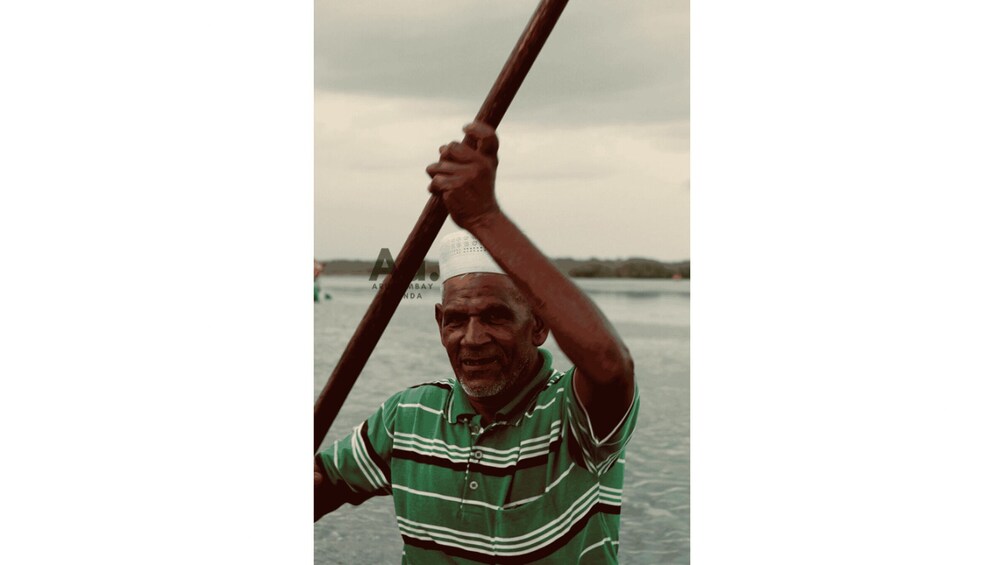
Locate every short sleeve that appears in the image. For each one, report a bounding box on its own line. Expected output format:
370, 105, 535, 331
564, 369, 640, 475
316, 392, 401, 502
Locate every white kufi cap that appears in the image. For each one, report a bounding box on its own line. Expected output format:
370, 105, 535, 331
437, 230, 505, 282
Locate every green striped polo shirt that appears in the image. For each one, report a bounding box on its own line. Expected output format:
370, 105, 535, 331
318, 348, 640, 564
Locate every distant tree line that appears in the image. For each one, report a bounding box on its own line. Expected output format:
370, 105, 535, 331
318, 257, 690, 280
558, 258, 690, 279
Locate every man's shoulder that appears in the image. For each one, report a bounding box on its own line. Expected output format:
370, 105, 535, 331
373, 379, 454, 429
541, 364, 571, 394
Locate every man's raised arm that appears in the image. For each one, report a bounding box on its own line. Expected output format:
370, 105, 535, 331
426, 122, 635, 438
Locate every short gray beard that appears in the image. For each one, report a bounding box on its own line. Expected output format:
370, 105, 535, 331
458, 354, 532, 400
459, 377, 509, 399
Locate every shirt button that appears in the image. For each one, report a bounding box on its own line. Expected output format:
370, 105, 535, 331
469, 481, 479, 490
473, 450, 483, 459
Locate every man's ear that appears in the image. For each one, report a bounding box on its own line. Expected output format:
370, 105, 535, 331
434, 304, 450, 347
531, 313, 549, 347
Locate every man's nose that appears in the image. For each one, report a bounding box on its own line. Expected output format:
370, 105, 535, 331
461, 319, 491, 346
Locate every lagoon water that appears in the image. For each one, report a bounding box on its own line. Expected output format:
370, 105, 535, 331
314, 276, 689, 564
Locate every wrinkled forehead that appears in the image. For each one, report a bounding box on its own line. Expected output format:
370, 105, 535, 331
441, 273, 524, 307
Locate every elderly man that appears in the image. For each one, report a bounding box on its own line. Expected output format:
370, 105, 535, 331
315, 122, 639, 564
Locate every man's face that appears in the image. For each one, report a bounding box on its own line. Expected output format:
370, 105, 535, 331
435, 274, 548, 400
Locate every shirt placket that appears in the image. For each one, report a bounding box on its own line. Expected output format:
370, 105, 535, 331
458, 417, 507, 509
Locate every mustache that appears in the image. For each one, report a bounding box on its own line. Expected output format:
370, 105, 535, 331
458, 348, 504, 362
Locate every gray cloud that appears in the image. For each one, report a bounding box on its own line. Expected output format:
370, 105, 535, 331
315, 0, 689, 126
315, 1, 690, 262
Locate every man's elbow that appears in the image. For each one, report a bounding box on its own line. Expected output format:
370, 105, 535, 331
592, 343, 634, 387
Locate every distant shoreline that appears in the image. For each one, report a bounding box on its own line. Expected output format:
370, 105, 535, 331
317, 257, 690, 280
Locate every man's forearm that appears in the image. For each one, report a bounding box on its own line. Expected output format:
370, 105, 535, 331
466, 211, 634, 387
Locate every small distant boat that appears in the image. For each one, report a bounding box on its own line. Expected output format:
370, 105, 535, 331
315, 259, 323, 302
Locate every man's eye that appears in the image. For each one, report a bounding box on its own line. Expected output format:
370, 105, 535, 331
483, 311, 508, 324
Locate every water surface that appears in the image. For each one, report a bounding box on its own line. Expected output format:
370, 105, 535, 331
314, 277, 689, 564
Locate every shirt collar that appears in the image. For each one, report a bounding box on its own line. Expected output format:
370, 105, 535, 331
447, 348, 553, 424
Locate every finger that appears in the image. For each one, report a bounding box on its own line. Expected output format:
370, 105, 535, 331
462, 121, 495, 138
463, 122, 499, 159
428, 179, 452, 195
426, 160, 465, 178
440, 140, 479, 164
428, 174, 458, 194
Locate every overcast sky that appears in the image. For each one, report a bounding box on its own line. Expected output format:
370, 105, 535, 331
315, 0, 689, 262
